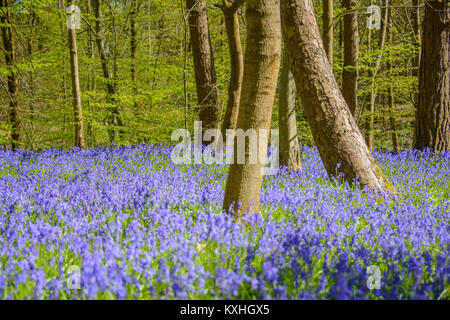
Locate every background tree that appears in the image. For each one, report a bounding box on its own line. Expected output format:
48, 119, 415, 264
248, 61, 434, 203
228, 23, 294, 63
364, 0, 389, 151
414, 0, 449, 153
322, 0, 334, 65
92, 0, 123, 142
0, 0, 20, 150
186, 0, 219, 134
278, 45, 302, 171
386, 0, 398, 153
67, 4, 86, 149
130, 0, 140, 112
341, 0, 359, 117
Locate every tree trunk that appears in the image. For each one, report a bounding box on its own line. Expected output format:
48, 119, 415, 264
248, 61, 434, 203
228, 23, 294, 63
387, 1, 398, 153
86, 0, 96, 147
281, 0, 392, 193
365, 0, 389, 151
410, 0, 421, 114
414, 0, 449, 153
92, 0, 123, 142
26, 12, 37, 149
223, 0, 281, 216
322, 0, 333, 65
57, 0, 68, 147
0, 0, 21, 150
220, 0, 245, 136
278, 47, 302, 171
341, 0, 359, 117
130, 0, 139, 113
186, 0, 219, 134
68, 22, 86, 149
411, 0, 421, 77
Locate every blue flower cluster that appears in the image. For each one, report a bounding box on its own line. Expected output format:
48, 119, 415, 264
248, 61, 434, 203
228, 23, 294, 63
0, 144, 448, 299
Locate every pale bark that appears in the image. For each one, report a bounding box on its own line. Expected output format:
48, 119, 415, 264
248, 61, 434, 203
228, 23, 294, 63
281, 0, 392, 193
68, 23, 86, 149
223, 0, 281, 216
278, 47, 302, 171
414, 0, 449, 153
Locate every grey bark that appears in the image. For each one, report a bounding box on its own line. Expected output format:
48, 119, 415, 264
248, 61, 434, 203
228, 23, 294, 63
278, 47, 302, 171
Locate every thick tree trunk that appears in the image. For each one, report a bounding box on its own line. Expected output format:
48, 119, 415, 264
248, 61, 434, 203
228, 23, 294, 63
414, 1, 450, 153
186, 0, 219, 134
220, 0, 245, 136
68, 24, 86, 149
0, 0, 21, 150
341, 0, 359, 117
281, 0, 392, 193
92, 0, 123, 142
278, 47, 302, 171
223, 0, 281, 216
386, 1, 398, 153
322, 0, 333, 65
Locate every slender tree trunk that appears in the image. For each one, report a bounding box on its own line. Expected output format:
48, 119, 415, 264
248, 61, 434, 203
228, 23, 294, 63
27, 12, 37, 149
278, 47, 302, 171
57, 0, 68, 147
322, 0, 333, 65
411, 0, 421, 77
130, 0, 139, 113
341, 0, 359, 117
0, 0, 20, 150
92, 0, 123, 142
68, 21, 86, 149
387, 1, 398, 153
365, 0, 389, 151
186, 0, 219, 134
86, 0, 95, 147
410, 0, 421, 115
414, 0, 449, 153
223, 0, 281, 216
147, 2, 152, 60
220, 0, 245, 136
181, 0, 188, 131
281, 0, 392, 194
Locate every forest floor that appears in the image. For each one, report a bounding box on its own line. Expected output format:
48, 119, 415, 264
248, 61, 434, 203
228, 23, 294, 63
0, 145, 448, 299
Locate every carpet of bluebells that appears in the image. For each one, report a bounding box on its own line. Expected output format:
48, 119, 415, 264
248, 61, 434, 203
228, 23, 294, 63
0, 144, 449, 300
